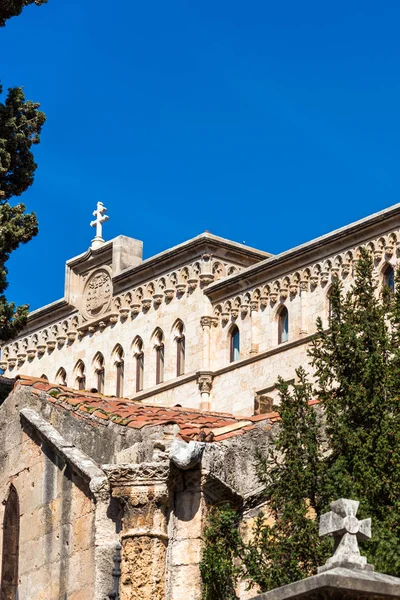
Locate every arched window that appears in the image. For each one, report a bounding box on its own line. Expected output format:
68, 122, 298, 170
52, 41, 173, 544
74, 360, 86, 391
113, 345, 124, 397
383, 264, 395, 293
153, 329, 165, 385
93, 353, 105, 394
174, 320, 185, 376
1, 485, 20, 600
55, 367, 67, 387
278, 306, 289, 344
41, 374, 48, 381
133, 337, 144, 393
229, 325, 240, 362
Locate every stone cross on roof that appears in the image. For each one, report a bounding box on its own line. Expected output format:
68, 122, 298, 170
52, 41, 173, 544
90, 201, 109, 249
318, 498, 373, 573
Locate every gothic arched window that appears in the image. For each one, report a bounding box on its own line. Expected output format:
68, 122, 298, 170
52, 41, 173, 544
74, 360, 86, 391
153, 329, 165, 385
278, 306, 289, 344
55, 367, 67, 387
174, 320, 185, 377
229, 325, 240, 362
133, 337, 144, 393
93, 353, 105, 394
1, 485, 20, 600
113, 345, 124, 397
383, 264, 395, 293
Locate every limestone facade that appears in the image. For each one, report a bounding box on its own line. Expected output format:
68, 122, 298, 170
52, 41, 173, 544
2, 204, 400, 416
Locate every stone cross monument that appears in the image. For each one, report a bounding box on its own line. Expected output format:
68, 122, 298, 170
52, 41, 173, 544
90, 201, 109, 249
249, 498, 400, 600
318, 498, 372, 572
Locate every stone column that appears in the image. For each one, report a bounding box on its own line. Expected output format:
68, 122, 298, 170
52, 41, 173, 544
200, 316, 213, 370
106, 463, 170, 600
299, 280, 309, 336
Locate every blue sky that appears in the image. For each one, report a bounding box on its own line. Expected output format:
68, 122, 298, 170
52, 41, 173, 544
2, 1, 400, 310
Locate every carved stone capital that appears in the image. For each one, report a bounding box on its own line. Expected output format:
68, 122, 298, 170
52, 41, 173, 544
200, 316, 218, 329
197, 372, 214, 394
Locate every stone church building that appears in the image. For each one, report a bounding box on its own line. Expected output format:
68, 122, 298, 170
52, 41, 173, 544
0, 202, 399, 599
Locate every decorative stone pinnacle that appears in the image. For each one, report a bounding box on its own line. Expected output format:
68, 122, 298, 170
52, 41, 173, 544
90, 201, 109, 249
318, 498, 373, 573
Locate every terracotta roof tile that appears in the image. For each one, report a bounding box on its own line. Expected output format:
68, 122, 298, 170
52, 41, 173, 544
13, 374, 287, 443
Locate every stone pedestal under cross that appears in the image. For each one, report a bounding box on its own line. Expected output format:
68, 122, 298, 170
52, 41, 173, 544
90, 201, 109, 249
318, 498, 373, 573
248, 498, 400, 600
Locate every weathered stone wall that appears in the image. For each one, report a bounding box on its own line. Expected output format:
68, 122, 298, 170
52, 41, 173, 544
0, 399, 96, 599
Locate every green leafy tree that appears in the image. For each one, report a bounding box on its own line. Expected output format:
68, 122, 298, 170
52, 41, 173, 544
0, 0, 47, 27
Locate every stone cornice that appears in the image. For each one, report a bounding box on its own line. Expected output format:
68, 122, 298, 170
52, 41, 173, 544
113, 233, 270, 293
26, 299, 73, 328
205, 203, 400, 301
20, 407, 107, 489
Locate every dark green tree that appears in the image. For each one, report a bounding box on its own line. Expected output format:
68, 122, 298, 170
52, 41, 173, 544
241, 369, 330, 592
0, 0, 47, 27
201, 249, 400, 597
0, 85, 45, 340
310, 250, 400, 573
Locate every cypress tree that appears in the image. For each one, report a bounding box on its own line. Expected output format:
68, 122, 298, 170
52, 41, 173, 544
241, 369, 330, 592
201, 248, 400, 596
0, 3, 46, 340
0, 0, 47, 27
310, 249, 400, 573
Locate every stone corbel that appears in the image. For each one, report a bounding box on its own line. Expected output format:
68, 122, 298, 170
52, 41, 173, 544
200, 316, 218, 329
197, 372, 213, 394
250, 300, 259, 312
78, 312, 119, 334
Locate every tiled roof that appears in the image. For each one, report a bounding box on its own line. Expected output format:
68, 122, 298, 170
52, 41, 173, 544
14, 375, 277, 443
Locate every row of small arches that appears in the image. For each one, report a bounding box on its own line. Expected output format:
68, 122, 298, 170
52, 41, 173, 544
41, 322, 185, 397
228, 306, 289, 363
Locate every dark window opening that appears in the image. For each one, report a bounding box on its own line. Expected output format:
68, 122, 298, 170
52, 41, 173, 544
156, 343, 165, 384
1, 485, 20, 600
230, 326, 240, 362
278, 307, 289, 344
383, 264, 395, 293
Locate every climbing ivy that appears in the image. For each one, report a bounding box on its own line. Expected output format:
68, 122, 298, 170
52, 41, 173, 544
200, 503, 242, 600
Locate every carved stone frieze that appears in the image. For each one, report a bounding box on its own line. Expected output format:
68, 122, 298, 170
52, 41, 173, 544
2, 256, 244, 361
103, 462, 170, 487
210, 229, 400, 329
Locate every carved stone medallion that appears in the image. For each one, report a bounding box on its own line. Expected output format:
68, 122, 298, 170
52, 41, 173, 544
83, 269, 112, 320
